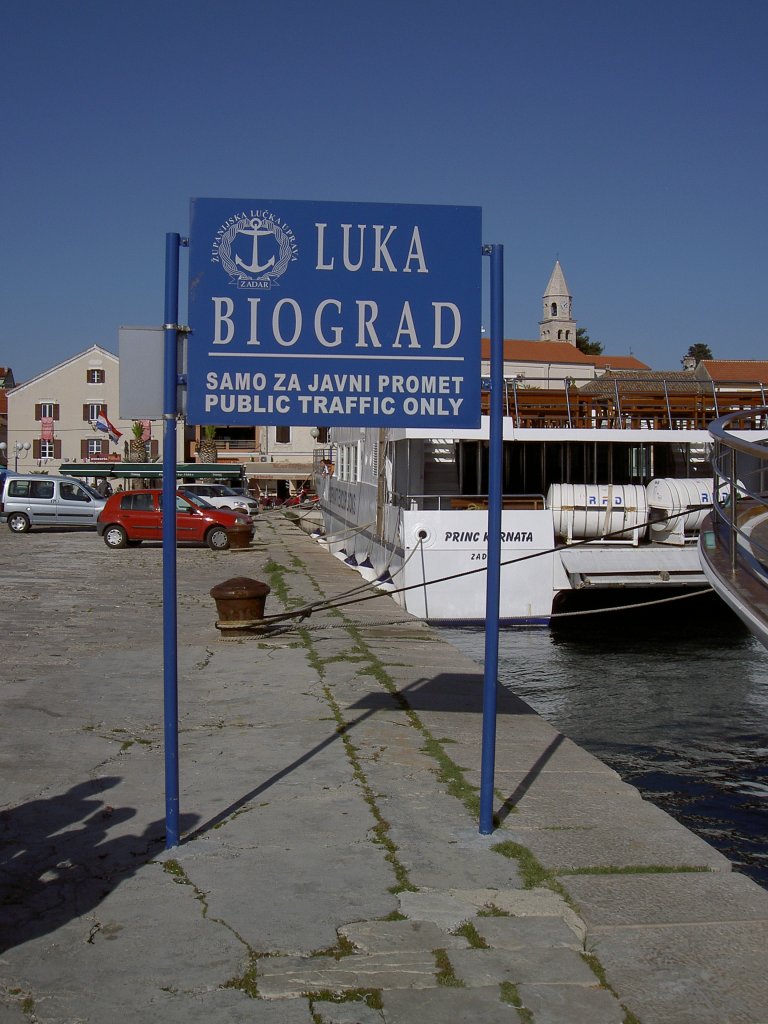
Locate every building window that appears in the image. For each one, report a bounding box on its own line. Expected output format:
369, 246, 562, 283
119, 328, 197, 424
39, 440, 55, 459
88, 438, 105, 456
316, 427, 329, 443
86, 403, 103, 421
39, 402, 55, 418
275, 426, 291, 444
87, 369, 105, 383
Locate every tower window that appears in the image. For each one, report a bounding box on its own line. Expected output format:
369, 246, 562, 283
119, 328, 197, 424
551, 302, 558, 317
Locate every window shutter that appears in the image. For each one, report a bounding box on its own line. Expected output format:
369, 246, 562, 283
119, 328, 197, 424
54, 440, 62, 459
53, 404, 60, 420
35, 403, 42, 420
33, 439, 40, 459
81, 439, 88, 459
150, 440, 159, 458
83, 404, 90, 421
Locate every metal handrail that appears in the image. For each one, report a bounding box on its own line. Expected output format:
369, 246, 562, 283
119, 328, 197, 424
707, 408, 768, 573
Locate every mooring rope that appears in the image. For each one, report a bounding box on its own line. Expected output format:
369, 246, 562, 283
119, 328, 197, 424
242, 505, 713, 629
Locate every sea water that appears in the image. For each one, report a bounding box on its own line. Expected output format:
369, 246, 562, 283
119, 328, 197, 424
440, 596, 768, 888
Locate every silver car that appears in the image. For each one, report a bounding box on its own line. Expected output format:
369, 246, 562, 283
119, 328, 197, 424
1, 474, 107, 532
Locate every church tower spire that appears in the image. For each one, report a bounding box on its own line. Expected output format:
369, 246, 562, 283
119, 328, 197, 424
539, 260, 577, 344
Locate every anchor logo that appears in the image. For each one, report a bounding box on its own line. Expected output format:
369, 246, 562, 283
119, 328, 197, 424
234, 218, 277, 274
215, 209, 298, 290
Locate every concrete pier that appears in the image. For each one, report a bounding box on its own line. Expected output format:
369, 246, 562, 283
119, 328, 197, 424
2, 513, 767, 1023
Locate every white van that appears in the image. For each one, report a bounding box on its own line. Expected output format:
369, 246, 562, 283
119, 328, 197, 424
180, 483, 259, 516
1, 474, 107, 532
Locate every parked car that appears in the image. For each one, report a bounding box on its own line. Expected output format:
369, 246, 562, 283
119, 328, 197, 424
96, 489, 254, 549
180, 483, 259, 516
1, 473, 106, 532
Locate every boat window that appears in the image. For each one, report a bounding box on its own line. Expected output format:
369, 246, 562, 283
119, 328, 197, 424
336, 442, 360, 482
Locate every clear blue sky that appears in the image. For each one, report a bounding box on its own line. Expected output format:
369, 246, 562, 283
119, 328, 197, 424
3, 0, 766, 381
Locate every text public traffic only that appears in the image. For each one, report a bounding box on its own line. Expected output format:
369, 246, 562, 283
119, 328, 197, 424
203, 370, 465, 417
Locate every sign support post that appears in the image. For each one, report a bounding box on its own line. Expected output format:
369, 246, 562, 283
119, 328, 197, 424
163, 232, 181, 848
479, 243, 504, 834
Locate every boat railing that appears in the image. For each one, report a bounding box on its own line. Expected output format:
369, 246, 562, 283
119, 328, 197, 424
706, 410, 768, 575
395, 493, 546, 512
480, 376, 768, 430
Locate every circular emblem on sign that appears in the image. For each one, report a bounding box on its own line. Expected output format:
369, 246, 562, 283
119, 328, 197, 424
215, 211, 297, 290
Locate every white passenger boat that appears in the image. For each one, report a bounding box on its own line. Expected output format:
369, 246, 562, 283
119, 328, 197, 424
315, 372, 768, 625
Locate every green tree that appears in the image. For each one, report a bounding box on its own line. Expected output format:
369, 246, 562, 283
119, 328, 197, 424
684, 343, 713, 364
576, 327, 604, 355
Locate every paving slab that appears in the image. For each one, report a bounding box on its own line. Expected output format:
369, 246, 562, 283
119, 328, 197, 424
313, 1001, 385, 1024
256, 952, 441, 998
446, 946, 597, 987
471, 915, 582, 950
516, 983, 624, 1024
339, 920, 468, 954
502, 817, 734, 872
565, 869, 768, 926
585, 920, 768, 1024
380, 984, 521, 1023
397, 891, 486, 931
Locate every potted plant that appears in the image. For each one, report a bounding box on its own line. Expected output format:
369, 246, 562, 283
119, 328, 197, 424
198, 424, 218, 463
129, 421, 147, 462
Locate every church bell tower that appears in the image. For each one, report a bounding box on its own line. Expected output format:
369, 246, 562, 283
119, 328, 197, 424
539, 260, 577, 344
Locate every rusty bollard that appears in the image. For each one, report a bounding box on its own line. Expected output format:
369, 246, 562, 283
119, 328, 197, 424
210, 577, 271, 634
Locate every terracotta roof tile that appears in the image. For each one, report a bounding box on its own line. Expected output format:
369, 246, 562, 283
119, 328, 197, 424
699, 360, 768, 383
590, 354, 650, 370
578, 370, 704, 395
481, 338, 595, 363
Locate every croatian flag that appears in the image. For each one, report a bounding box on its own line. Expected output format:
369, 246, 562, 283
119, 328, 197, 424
95, 412, 122, 445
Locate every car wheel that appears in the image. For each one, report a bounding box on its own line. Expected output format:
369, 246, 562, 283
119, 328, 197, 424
220, 504, 231, 510
8, 512, 30, 533
206, 526, 229, 550
103, 525, 128, 549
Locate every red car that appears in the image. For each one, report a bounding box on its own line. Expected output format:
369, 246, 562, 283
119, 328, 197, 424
96, 488, 254, 550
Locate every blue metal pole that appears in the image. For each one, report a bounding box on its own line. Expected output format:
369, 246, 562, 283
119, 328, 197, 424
163, 233, 180, 848
479, 243, 504, 834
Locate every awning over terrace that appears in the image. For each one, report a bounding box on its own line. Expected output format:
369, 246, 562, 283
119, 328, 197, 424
58, 462, 246, 481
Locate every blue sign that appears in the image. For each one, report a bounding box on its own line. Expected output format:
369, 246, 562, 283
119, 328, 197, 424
187, 198, 481, 427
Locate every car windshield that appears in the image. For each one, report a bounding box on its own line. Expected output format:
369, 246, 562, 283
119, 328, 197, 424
216, 486, 241, 496
178, 488, 214, 509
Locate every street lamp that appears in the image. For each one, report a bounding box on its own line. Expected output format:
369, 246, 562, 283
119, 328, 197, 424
11, 441, 31, 471
0, 441, 6, 465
